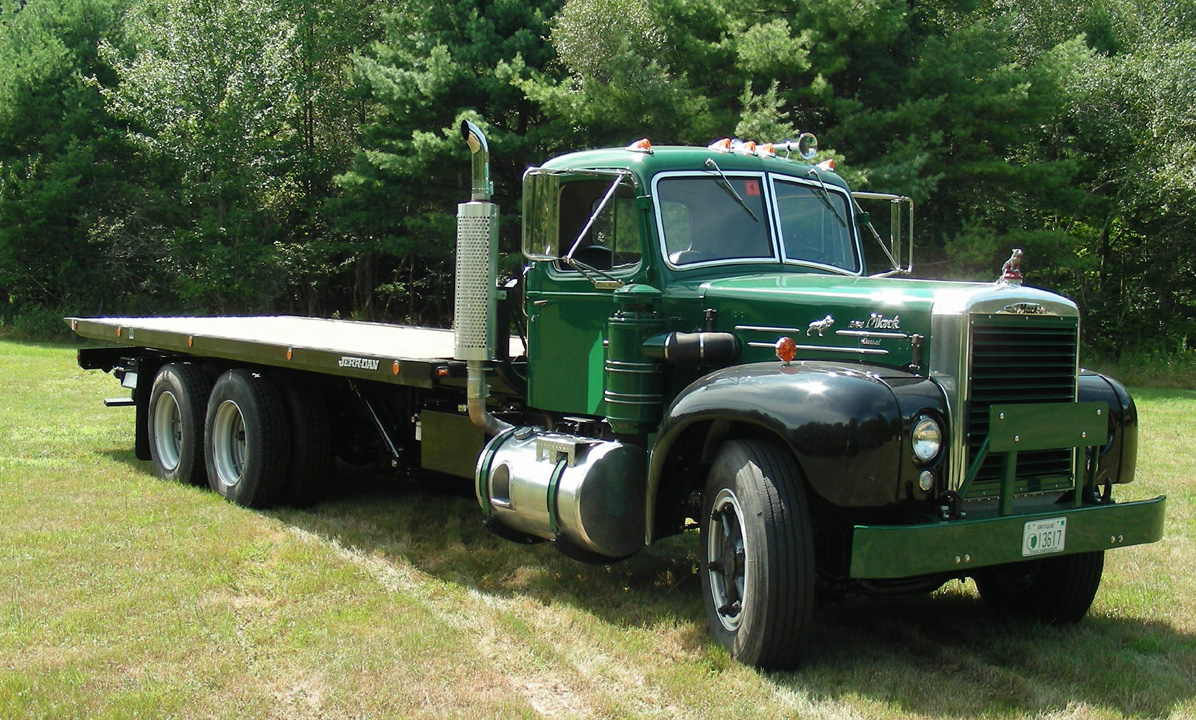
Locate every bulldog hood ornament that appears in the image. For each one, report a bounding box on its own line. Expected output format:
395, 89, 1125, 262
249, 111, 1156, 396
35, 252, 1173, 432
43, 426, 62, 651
998, 248, 1024, 286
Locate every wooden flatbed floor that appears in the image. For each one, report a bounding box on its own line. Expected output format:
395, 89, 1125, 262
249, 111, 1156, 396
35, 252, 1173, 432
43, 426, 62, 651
68, 315, 524, 387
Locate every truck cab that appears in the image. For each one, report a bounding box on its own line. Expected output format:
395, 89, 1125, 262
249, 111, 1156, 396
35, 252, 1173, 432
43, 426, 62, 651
482, 135, 1164, 667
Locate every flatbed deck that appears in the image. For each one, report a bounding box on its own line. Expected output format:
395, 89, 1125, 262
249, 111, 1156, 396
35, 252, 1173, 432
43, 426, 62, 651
68, 315, 524, 388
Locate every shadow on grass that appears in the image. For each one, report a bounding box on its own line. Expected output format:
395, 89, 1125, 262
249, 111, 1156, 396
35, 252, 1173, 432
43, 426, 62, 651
263, 466, 1195, 720
790, 593, 1196, 719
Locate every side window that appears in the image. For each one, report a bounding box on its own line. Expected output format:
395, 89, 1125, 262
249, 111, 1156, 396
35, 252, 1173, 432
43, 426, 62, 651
556, 179, 641, 273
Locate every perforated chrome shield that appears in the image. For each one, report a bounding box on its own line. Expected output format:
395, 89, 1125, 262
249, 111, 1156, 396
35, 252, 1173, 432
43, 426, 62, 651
454, 201, 499, 361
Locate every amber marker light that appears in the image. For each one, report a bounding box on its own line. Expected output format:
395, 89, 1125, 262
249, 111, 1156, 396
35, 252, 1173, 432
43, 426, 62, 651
436, 366, 449, 378
116, 327, 122, 338
286, 348, 293, 361
775, 336, 797, 365
187, 336, 194, 347
392, 361, 401, 376
707, 138, 732, 153
626, 138, 653, 154
817, 158, 836, 172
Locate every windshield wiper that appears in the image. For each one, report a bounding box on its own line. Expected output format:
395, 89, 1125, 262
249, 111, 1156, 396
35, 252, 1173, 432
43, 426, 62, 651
806, 167, 848, 228
704, 158, 759, 222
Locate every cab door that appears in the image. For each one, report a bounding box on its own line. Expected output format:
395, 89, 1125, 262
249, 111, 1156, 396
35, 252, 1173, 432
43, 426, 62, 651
524, 174, 645, 416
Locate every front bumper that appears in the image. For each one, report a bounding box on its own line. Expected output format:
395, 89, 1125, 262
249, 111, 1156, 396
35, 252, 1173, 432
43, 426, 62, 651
849, 495, 1166, 579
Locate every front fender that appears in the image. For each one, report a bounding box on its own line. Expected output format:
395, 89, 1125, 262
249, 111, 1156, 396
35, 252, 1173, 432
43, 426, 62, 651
1078, 370, 1138, 485
649, 363, 930, 532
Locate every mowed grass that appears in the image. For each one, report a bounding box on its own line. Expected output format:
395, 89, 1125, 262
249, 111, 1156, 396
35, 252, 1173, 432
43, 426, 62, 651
1, 338, 1193, 720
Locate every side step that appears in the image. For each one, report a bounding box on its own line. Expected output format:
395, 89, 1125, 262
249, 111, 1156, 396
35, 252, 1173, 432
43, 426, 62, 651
104, 397, 136, 407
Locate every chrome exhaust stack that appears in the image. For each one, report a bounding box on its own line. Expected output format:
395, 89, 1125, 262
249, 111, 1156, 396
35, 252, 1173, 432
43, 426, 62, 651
454, 120, 510, 436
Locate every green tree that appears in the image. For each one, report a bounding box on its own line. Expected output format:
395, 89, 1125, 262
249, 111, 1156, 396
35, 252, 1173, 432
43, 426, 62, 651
995, 0, 1196, 352
0, 0, 139, 327
99, 0, 386, 315
333, 0, 562, 323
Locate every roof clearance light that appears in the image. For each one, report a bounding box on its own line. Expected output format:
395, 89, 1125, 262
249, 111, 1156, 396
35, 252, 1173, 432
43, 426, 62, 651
758, 143, 776, 159
736, 140, 757, 155
626, 138, 653, 154
708, 138, 732, 153
817, 158, 836, 172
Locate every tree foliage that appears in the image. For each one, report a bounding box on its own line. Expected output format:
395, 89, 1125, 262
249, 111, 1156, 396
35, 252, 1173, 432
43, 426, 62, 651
1, 0, 1194, 354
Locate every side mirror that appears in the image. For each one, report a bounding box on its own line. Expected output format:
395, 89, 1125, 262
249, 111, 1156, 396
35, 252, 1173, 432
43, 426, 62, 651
521, 169, 561, 261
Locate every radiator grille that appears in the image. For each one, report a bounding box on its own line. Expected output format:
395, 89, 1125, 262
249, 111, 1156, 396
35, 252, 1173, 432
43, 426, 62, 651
964, 315, 1078, 498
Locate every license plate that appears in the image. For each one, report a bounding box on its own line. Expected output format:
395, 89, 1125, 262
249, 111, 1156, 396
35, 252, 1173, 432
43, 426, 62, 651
1022, 517, 1067, 557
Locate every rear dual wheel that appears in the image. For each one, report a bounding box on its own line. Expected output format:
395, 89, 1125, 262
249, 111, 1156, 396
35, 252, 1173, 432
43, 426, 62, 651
148, 363, 212, 486
205, 369, 291, 508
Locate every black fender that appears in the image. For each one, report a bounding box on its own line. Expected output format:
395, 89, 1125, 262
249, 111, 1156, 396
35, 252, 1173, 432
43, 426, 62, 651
646, 362, 949, 541
1078, 369, 1138, 485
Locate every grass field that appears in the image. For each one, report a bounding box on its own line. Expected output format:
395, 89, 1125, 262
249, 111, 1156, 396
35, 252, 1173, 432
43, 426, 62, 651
1, 338, 1192, 719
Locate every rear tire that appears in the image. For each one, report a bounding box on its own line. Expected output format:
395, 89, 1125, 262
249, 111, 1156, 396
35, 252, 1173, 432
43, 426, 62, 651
974, 551, 1104, 624
147, 363, 212, 486
205, 369, 290, 508
276, 377, 332, 507
699, 439, 815, 669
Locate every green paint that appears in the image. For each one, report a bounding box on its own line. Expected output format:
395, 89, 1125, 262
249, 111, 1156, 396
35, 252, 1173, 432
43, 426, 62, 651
849, 495, 1166, 579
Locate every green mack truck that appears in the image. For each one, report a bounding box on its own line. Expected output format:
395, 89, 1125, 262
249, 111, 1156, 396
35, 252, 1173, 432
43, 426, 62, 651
70, 121, 1165, 670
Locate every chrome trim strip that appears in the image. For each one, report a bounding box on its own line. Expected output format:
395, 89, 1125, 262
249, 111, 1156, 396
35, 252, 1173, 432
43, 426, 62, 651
835, 330, 909, 339
735, 324, 803, 334
747, 341, 888, 356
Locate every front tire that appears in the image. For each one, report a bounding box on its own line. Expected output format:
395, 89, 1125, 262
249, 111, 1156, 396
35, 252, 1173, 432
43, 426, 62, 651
205, 369, 290, 508
699, 439, 815, 669
974, 551, 1104, 624
147, 363, 212, 485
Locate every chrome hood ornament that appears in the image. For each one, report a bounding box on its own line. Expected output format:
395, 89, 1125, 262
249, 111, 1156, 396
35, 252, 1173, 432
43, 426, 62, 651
998, 248, 1024, 286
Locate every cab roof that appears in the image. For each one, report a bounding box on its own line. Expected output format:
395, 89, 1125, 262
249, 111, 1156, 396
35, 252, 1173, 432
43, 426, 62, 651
537, 145, 850, 192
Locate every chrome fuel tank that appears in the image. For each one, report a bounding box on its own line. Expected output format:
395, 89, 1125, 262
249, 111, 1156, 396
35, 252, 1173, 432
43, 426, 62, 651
476, 429, 646, 559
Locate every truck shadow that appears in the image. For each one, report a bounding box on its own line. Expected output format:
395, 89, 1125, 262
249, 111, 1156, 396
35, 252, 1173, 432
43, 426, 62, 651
274, 469, 1195, 720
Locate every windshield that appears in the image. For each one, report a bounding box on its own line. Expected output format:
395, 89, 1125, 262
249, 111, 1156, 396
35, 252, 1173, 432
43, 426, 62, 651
657, 175, 773, 266
773, 178, 859, 272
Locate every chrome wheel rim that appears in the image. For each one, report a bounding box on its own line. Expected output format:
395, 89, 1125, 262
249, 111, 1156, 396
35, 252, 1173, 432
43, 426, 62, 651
211, 399, 246, 488
152, 391, 183, 471
707, 488, 748, 632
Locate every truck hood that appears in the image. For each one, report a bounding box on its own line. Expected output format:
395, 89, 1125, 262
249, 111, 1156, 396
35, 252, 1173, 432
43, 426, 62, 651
688, 273, 1078, 370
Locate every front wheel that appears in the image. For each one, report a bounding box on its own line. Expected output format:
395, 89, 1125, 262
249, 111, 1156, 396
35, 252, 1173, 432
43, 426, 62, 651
974, 551, 1104, 624
699, 439, 815, 670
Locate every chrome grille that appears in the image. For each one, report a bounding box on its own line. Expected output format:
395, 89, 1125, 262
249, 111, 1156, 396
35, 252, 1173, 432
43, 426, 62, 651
964, 315, 1078, 498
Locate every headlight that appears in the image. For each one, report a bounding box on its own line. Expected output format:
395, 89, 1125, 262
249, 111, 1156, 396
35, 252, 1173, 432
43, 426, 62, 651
911, 415, 943, 464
